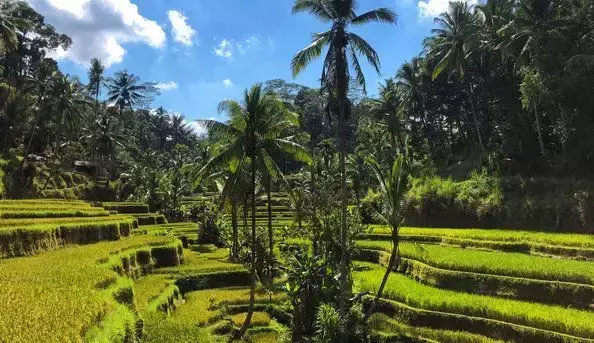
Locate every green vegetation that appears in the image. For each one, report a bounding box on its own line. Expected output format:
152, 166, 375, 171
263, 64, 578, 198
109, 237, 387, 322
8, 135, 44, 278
354, 262, 594, 339
369, 226, 594, 249
356, 240, 594, 284
0, 0, 593, 342
0, 235, 182, 342
369, 314, 505, 343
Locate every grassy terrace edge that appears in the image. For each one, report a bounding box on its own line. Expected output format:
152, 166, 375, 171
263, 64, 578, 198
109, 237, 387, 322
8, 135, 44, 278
355, 262, 594, 341
356, 248, 594, 307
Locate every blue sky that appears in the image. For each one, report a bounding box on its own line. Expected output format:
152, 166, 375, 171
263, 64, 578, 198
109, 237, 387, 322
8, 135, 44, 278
26, 0, 469, 125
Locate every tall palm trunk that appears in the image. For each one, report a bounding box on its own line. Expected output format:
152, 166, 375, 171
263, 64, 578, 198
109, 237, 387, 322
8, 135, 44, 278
239, 155, 257, 336
231, 199, 239, 261
266, 176, 274, 264
534, 105, 546, 157
468, 84, 485, 151
335, 29, 350, 343
363, 229, 399, 322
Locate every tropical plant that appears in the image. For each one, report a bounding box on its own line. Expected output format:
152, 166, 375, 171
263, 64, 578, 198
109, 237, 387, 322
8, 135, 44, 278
369, 79, 404, 156
363, 154, 408, 322
49, 75, 92, 134
291, 2, 396, 334
87, 58, 105, 104
0, 0, 19, 53
192, 84, 311, 336
105, 70, 156, 112
426, 1, 485, 151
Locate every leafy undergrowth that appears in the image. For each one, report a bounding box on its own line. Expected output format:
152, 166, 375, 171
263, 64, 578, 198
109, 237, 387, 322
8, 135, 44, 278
356, 240, 594, 284
370, 226, 594, 249
0, 235, 182, 342
354, 262, 594, 339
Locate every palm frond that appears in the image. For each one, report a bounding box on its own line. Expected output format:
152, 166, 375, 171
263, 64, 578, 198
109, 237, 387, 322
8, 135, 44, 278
350, 8, 397, 26
292, 31, 331, 77
292, 0, 334, 22
347, 32, 381, 74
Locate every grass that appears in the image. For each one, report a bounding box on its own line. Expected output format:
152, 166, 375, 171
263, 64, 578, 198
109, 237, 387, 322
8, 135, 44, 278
156, 247, 243, 276
0, 217, 137, 258
369, 313, 505, 343
370, 225, 594, 249
0, 214, 134, 227
356, 240, 594, 284
0, 235, 182, 343
354, 262, 594, 339
0, 209, 110, 218
231, 312, 272, 328
143, 287, 286, 343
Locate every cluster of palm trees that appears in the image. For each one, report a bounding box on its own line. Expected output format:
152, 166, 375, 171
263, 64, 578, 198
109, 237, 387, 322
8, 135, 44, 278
367, 0, 594, 173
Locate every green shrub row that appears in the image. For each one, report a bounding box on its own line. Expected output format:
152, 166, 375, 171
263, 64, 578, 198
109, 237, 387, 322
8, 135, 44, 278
355, 263, 594, 340
356, 249, 594, 308
356, 240, 594, 284
0, 217, 135, 258
364, 297, 593, 343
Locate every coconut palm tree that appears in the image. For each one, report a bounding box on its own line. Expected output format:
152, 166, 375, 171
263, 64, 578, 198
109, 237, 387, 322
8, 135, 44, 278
192, 84, 311, 336
498, 0, 565, 67
426, 1, 485, 151
105, 70, 153, 112
370, 78, 405, 156
363, 154, 407, 322
87, 58, 105, 104
50, 75, 92, 134
291, 1, 396, 332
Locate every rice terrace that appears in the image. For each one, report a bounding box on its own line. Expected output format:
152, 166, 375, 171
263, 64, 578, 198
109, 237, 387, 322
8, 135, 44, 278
0, 0, 593, 342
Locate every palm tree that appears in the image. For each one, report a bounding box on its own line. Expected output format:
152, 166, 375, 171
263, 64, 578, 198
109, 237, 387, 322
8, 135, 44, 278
427, 1, 485, 151
105, 70, 152, 112
498, 0, 564, 68
370, 78, 405, 156
397, 58, 434, 154
80, 109, 126, 175
87, 58, 105, 104
291, 1, 396, 332
50, 75, 92, 134
363, 154, 407, 322
193, 84, 311, 336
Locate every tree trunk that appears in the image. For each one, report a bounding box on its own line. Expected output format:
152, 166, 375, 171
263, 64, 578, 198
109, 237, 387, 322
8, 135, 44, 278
534, 105, 546, 157
231, 199, 238, 261
335, 31, 350, 343
363, 230, 399, 322
266, 176, 274, 264
239, 158, 257, 337
468, 85, 485, 151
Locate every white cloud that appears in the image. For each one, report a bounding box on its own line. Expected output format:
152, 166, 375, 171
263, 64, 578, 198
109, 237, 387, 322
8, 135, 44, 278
213, 39, 233, 59
237, 36, 259, 54
418, 0, 478, 18
221, 79, 234, 88
167, 10, 196, 46
25, 0, 166, 67
156, 81, 178, 91
187, 121, 207, 137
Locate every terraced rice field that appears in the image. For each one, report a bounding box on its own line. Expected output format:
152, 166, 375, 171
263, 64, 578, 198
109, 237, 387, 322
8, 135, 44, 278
1, 197, 592, 343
